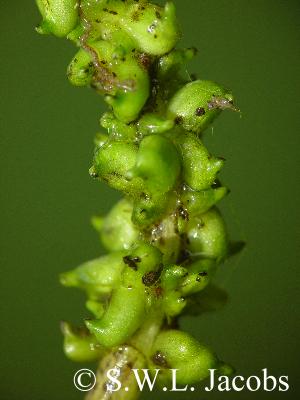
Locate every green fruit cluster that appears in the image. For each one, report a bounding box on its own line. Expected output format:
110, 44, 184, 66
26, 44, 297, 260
36, 0, 241, 396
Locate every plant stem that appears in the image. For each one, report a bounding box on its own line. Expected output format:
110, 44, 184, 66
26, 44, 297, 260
86, 346, 145, 400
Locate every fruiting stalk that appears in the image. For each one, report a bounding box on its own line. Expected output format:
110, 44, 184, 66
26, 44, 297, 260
36, 1, 242, 399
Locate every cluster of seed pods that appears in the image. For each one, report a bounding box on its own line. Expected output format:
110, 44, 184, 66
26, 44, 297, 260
36, 0, 241, 397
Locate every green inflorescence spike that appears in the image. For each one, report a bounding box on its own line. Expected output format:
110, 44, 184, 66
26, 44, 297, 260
36, 0, 242, 398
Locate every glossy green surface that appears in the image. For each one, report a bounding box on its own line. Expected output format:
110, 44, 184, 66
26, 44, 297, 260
149, 329, 220, 384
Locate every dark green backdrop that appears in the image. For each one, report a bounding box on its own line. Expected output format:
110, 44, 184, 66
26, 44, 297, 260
1, 1, 299, 399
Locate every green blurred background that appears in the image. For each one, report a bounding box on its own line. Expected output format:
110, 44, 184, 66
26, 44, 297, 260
0, 1, 299, 399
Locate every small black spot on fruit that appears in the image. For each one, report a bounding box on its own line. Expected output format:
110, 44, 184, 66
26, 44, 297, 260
195, 107, 206, 116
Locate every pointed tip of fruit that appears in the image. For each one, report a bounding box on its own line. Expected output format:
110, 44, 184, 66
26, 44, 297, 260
59, 271, 78, 287
165, 1, 175, 13
60, 321, 72, 336
213, 157, 225, 172
84, 319, 96, 334
91, 215, 103, 232
89, 166, 99, 179
215, 186, 229, 201
35, 21, 50, 35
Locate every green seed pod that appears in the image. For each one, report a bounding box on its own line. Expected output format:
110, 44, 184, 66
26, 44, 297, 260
137, 113, 174, 136
67, 49, 94, 87
122, 242, 163, 282
85, 243, 162, 347
36, 0, 78, 37
79, 1, 131, 45
129, 135, 181, 193
150, 330, 220, 384
61, 322, 105, 362
181, 186, 228, 217
93, 39, 150, 123
161, 264, 188, 291
157, 47, 197, 80
68, 40, 150, 123
186, 207, 228, 263
175, 132, 224, 190
76, 1, 114, 40
179, 259, 213, 296
132, 192, 174, 228
162, 292, 187, 318
85, 284, 147, 348
168, 80, 235, 133
91, 140, 144, 194
104, 69, 150, 124
121, 2, 180, 56
160, 260, 213, 299
93, 198, 140, 252
59, 252, 126, 297
100, 112, 137, 141
160, 265, 189, 317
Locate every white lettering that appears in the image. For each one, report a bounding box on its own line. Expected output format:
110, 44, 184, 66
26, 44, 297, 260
132, 369, 159, 392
